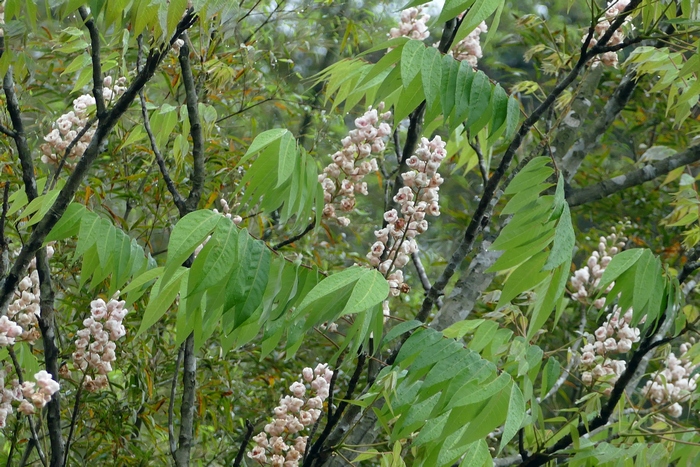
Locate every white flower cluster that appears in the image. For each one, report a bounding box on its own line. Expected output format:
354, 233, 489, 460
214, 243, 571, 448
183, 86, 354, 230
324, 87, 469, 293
570, 227, 627, 309
448, 21, 488, 67
367, 136, 446, 299
18, 370, 60, 416
0, 367, 60, 426
579, 306, 642, 393
586, 0, 632, 67
642, 341, 699, 418
6, 245, 56, 345
41, 76, 127, 165
318, 104, 392, 227
248, 364, 333, 466
72, 296, 128, 392
389, 7, 430, 41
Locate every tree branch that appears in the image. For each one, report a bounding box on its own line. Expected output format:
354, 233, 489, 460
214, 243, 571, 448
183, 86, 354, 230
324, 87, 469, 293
566, 143, 700, 207
78, 6, 106, 119
179, 34, 206, 215
232, 420, 255, 467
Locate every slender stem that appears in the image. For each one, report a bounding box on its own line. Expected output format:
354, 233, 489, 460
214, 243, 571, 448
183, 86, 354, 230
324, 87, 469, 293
174, 334, 197, 467
78, 6, 105, 119
62, 376, 86, 467
232, 420, 255, 467
8, 347, 47, 467
169, 345, 184, 457
272, 219, 315, 250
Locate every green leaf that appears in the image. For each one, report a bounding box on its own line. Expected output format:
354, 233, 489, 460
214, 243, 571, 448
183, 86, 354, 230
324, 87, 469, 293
234, 236, 271, 328
75, 212, 101, 259
162, 210, 221, 286
598, 249, 645, 289
441, 55, 460, 118
488, 84, 509, 139
442, 319, 485, 339
499, 383, 525, 453
276, 132, 298, 188
544, 204, 575, 270
342, 269, 389, 315
45, 203, 87, 243
381, 320, 423, 349
294, 267, 364, 317
497, 251, 549, 308
138, 267, 188, 335
458, 379, 510, 445
240, 129, 290, 164
467, 71, 491, 132
504, 95, 520, 141
122, 267, 164, 294
454, 0, 503, 44
437, 0, 478, 23
540, 357, 561, 400
454, 60, 474, 124
401, 39, 425, 87
187, 219, 239, 296
421, 47, 443, 110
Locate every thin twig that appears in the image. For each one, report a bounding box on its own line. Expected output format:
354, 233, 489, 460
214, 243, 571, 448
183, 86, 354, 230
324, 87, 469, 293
63, 376, 86, 467
232, 420, 255, 467
138, 37, 185, 213
272, 219, 315, 250
169, 345, 184, 457
411, 252, 442, 309
8, 347, 47, 467
78, 6, 105, 119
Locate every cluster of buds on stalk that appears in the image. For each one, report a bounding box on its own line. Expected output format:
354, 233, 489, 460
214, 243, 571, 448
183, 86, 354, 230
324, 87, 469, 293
318, 104, 392, 227
248, 364, 333, 466
41, 76, 127, 165
72, 295, 128, 392
0, 367, 60, 426
642, 341, 699, 417
447, 21, 488, 67
585, 0, 633, 67
5, 244, 56, 345
570, 225, 628, 309
389, 7, 430, 41
579, 306, 642, 394
367, 136, 446, 304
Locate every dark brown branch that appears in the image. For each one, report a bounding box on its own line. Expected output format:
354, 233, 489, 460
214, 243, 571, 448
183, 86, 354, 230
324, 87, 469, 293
78, 7, 105, 119
179, 35, 206, 214
169, 345, 184, 457
174, 334, 197, 467
62, 376, 85, 467
272, 219, 315, 250
232, 420, 255, 467
566, 144, 700, 207
0, 123, 15, 138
